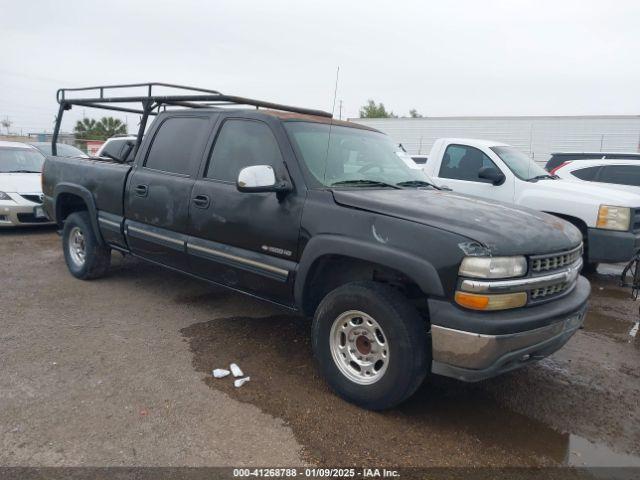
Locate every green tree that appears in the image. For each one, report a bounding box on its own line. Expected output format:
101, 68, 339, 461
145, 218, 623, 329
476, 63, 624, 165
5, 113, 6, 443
359, 100, 397, 118
409, 109, 423, 118
74, 116, 127, 140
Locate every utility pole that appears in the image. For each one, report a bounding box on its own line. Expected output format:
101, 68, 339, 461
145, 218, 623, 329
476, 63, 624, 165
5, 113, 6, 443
339, 100, 343, 120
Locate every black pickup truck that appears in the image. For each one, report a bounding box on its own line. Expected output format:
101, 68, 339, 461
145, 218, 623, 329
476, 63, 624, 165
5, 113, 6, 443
43, 83, 590, 410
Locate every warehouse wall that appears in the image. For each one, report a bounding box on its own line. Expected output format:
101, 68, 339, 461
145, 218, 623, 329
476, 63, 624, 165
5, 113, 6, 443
350, 116, 640, 166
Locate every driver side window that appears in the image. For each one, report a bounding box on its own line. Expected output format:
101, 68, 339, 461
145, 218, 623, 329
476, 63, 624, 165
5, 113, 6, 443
206, 119, 283, 182
439, 144, 499, 183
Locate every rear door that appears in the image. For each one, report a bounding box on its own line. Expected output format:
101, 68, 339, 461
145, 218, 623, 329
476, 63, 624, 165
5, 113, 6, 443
124, 114, 213, 270
186, 116, 303, 306
596, 165, 640, 187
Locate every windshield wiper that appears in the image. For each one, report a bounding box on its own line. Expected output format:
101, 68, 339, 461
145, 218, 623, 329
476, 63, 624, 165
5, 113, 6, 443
528, 174, 558, 181
395, 180, 440, 189
3, 169, 41, 173
330, 179, 402, 189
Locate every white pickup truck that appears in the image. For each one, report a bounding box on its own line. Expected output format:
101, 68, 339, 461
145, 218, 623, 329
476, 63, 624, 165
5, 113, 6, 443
422, 138, 640, 268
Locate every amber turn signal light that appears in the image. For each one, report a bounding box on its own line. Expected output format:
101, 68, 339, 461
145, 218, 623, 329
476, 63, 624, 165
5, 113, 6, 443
455, 291, 527, 311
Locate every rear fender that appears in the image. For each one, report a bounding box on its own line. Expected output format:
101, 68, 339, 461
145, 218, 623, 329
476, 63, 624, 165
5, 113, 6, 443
54, 183, 103, 244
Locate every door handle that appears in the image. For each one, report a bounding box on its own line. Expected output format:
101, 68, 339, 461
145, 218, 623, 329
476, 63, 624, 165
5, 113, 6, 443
192, 194, 210, 208
134, 184, 148, 197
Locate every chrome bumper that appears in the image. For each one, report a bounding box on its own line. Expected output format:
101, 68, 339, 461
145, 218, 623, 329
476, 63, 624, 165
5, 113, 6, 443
431, 308, 586, 382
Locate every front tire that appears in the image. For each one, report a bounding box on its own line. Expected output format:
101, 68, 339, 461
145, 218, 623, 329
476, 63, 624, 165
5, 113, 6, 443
62, 211, 111, 280
312, 281, 430, 410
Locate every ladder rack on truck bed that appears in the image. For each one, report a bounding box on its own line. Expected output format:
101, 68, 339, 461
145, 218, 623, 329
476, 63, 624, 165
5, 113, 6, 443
52, 82, 333, 156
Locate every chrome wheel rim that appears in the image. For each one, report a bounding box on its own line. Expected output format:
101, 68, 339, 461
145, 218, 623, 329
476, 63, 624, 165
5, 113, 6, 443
329, 310, 389, 385
68, 226, 86, 268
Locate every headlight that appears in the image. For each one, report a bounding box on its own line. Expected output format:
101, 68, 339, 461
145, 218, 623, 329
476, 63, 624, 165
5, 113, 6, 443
596, 205, 630, 231
0, 192, 14, 202
459, 256, 527, 279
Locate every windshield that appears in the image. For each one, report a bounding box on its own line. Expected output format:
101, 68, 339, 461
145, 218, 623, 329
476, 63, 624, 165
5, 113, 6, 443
0, 147, 45, 173
490, 146, 548, 180
284, 122, 437, 188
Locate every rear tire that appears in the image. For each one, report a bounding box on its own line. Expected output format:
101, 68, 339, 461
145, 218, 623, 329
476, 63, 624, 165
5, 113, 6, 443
312, 281, 430, 410
62, 211, 111, 280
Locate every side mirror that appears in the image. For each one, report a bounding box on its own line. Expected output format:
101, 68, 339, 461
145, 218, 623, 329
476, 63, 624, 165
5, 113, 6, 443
237, 165, 291, 194
478, 166, 506, 186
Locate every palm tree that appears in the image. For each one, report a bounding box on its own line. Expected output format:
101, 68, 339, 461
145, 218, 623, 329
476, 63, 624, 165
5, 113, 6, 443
74, 117, 127, 140
96, 117, 127, 139
74, 118, 98, 139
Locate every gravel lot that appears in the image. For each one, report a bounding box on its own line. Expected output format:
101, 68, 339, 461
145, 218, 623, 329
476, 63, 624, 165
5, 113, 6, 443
1, 228, 639, 467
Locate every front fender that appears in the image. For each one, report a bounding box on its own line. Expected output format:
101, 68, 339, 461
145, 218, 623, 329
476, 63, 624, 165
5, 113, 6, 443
294, 234, 445, 309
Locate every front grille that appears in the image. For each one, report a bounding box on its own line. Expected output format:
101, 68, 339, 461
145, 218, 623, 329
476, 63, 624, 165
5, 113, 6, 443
632, 208, 640, 233
530, 245, 582, 274
17, 213, 49, 224
530, 281, 570, 300
19, 194, 43, 204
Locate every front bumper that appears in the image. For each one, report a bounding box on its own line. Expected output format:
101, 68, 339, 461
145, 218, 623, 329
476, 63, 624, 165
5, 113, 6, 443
587, 227, 640, 263
0, 201, 53, 227
429, 276, 590, 382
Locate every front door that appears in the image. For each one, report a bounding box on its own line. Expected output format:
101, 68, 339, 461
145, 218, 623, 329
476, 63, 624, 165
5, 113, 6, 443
437, 143, 514, 203
187, 117, 303, 306
124, 115, 213, 270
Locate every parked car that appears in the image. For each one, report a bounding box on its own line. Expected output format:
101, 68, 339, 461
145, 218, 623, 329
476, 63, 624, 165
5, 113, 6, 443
553, 159, 640, 194
545, 151, 640, 172
96, 135, 137, 162
422, 138, 640, 269
43, 84, 590, 410
0, 141, 53, 227
30, 142, 89, 158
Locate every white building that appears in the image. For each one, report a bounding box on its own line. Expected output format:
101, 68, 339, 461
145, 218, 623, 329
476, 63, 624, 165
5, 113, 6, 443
350, 115, 640, 166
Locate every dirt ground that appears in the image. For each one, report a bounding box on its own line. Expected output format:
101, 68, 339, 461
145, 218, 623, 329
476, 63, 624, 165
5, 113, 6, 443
1, 228, 639, 468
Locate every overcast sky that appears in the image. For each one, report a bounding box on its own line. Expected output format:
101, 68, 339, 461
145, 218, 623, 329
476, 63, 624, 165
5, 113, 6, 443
1, 0, 639, 135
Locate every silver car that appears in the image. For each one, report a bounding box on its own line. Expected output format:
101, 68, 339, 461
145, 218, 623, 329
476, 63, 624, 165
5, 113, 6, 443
0, 141, 53, 227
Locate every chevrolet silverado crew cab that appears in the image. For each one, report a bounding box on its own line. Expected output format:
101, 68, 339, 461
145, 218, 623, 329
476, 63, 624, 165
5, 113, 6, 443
423, 138, 640, 270
42, 84, 590, 410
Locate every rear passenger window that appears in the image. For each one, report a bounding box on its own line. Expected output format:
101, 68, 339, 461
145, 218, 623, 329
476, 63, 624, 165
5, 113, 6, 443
571, 166, 600, 181
439, 144, 499, 183
206, 119, 283, 182
144, 117, 210, 175
598, 165, 640, 186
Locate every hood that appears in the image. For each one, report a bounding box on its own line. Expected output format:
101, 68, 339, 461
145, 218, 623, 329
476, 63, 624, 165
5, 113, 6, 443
534, 178, 640, 206
0, 173, 43, 194
332, 188, 583, 256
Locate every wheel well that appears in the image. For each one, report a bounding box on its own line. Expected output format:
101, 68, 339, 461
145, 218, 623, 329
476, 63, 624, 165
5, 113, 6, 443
300, 255, 428, 319
55, 193, 88, 227
543, 212, 591, 258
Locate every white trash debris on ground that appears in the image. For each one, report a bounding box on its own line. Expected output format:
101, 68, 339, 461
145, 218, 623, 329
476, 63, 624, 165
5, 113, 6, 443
629, 321, 639, 339
234, 377, 250, 388
212, 368, 230, 378
230, 363, 244, 377
212, 363, 250, 388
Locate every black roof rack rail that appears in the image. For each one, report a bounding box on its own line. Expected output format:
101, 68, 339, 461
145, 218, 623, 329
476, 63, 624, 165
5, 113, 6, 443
52, 82, 332, 156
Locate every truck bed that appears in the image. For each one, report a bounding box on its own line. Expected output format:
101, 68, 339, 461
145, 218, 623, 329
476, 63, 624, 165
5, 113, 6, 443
42, 156, 132, 219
